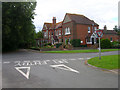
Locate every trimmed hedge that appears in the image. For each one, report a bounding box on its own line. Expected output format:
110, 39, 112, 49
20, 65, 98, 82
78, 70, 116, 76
70, 39, 81, 47
56, 43, 62, 48
100, 39, 111, 49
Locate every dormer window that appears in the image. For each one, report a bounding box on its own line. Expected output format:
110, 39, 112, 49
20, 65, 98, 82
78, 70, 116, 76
65, 27, 71, 35
88, 27, 91, 33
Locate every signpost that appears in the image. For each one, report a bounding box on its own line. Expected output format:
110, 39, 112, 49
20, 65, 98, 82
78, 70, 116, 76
96, 29, 103, 60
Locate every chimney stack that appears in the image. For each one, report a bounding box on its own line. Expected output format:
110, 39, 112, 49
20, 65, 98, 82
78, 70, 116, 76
104, 25, 107, 30
53, 17, 56, 24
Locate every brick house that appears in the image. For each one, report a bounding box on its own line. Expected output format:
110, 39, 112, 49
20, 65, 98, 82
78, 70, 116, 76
100, 25, 118, 42
42, 17, 63, 44
62, 13, 99, 46
42, 13, 118, 47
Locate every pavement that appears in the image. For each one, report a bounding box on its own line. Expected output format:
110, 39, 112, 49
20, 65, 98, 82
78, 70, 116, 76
2, 49, 119, 88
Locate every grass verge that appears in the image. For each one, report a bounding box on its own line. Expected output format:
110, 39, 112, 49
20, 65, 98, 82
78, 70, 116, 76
87, 55, 120, 69
43, 49, 118, 53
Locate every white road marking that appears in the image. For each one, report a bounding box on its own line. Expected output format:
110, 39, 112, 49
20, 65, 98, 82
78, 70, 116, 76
15, 67, 30, 79
14, 61, 21, 66
3, 61, 10, 64
50, 64, 79, 73
33, 61, 41, 65
61, 59, 68, 63
69, 59, 77, 61
52, 60, 58, 64
78, 58, 84, 60
86, 57, 91, 59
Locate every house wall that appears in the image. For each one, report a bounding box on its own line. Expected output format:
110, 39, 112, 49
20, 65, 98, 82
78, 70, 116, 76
62, 21, 74, 44
102, 34, 118, 42
62, 22, 99, 45
76, 24, 99, 45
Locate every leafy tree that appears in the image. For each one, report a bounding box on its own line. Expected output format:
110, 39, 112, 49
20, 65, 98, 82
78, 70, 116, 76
113, 25, 120, 35
2, 2, 37, 51
36, 31, 43, 39
113, 25, 118, 32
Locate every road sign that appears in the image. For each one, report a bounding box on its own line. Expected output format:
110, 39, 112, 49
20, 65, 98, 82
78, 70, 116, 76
96, 29, 103, 60
96, 30, 103, 38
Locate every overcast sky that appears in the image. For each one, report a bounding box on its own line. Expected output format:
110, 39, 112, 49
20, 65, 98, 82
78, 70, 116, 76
33, 0, 119, 32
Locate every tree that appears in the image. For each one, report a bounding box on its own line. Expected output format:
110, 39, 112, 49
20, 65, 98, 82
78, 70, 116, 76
2, 2, 37, 51
36, 31, 43, 39
113, 25, 120, 35
113, 25, 118, 32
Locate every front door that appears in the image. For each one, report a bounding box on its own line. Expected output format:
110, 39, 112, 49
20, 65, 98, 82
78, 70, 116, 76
92, 38, 94, 45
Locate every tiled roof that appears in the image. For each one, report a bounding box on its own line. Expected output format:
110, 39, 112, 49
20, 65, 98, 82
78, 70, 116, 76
55, 21, 62, 29
43, 21, 62, 30
67, 13, 99, 25
43, 23, 52, 30
103, 30, 117, 35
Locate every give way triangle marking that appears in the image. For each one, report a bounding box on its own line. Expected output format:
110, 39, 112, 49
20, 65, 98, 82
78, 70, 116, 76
50, 64, 79, 73
15, 67, 30, 79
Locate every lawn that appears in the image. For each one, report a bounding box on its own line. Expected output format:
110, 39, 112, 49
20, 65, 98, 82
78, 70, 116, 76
43, 49, 118, 53
87, 55, 120, 69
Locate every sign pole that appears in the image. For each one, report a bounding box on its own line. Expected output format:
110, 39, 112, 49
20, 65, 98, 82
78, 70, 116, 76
99, 37, 101, 60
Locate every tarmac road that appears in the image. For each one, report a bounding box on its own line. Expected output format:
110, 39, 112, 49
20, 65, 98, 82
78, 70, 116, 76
2, 49, 118, 88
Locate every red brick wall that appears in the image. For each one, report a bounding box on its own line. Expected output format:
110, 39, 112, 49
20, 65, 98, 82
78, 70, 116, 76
102, 34, 118, 42
62, 21, 74, 44
76, 24, 99, 45
62, 22, 99, 45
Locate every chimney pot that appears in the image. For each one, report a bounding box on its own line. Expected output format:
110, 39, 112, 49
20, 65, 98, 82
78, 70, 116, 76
53, 17, 56, 24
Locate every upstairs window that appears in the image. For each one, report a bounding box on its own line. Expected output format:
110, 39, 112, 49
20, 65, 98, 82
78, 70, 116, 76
94, 27, 97, 30
59, 30, 61, 35
65, 27, 71, 35
88, 27, 90, 33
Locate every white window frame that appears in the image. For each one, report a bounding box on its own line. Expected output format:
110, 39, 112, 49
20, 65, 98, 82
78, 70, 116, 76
65, 27, 71, 35
88, 27, 91, 33
94, 27, 97, 30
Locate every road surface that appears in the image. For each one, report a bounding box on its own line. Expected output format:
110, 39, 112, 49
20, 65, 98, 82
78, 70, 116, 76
2, 49, 118, 88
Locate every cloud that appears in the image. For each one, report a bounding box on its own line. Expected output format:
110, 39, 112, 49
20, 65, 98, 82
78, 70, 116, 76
33, 0, 119, 32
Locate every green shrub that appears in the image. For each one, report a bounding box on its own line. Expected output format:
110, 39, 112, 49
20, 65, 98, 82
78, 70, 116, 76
66, 39, 69, 45
101, 39, 111, 49
80, 45, 87, 47
70, 39, 81, 47
44, 43, 48, 46
111, 41, 120, 48
48, 43, 52, 46
56, 43, 62, 48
